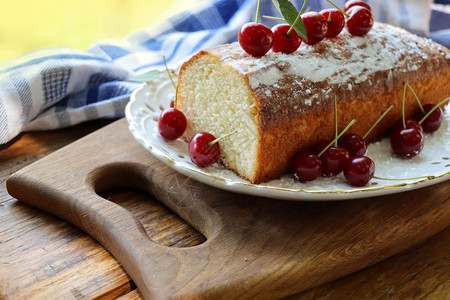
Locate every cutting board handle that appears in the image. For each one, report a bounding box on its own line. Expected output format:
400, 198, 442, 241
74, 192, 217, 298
7, 161, 217, 299
86, 161, 221, 239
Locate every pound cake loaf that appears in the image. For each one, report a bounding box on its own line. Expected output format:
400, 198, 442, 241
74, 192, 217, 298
176, 23, 450, 184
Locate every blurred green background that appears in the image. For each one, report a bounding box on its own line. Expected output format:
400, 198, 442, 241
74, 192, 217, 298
0, 0, 200, 62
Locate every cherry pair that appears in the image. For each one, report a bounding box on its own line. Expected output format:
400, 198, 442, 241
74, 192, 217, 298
291, 141, 374, 187
160, 97, 228, 168
295, 2, 373, 46
238, 22, 303, 56
390, 104, 444, 158
307, 0, 374, 44
344, 0, 374, 36
291, 144, 351, 180
275, 8, 344, 50
238, 12, 333, 57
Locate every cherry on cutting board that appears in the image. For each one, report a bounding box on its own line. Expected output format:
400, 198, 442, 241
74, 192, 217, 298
239, 22, 274, 57
188, 132, 221, 167
346, 6, 374, 36
271, 24, 301, 54
320, 8, 345, 38
344, 0, 372, 12
290, 151, 323, 182
301, 12, 328, 45
158, 108, 187, 141
343, 155, 375, 187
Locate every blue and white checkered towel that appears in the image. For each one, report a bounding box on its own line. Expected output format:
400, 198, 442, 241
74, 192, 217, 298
1, 0, 449, 144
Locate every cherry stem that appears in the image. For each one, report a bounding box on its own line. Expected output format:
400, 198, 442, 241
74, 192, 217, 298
325, 0, 350, 18
404, 82, 424, 113
287, 0, 307, 36
363, 105, 393, 140
418, 97, 450, 125
401, 82, 407, 129
334, 94, 338, 147
208, 130, 238, 147
255, 0, 262, 23
262, 15, 285, 21
164, 56, 178, 109
318, 119, 357, 157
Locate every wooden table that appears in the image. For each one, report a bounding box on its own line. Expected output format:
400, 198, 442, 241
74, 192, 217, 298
0, 118, 449, 299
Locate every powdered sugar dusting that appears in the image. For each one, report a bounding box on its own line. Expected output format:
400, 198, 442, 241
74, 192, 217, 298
221, 23, 448, 91
248, 66, 282, 88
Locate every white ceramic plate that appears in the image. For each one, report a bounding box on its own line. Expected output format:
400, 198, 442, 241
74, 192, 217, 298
125, 71, 450, 201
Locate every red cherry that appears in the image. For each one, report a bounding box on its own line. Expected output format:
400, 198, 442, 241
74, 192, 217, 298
391, 117, 423, 134
346, 6, 374, 36
169, 97, 175, 108
338, 133, 367, 157
320, 146, 350, 176
320, 8, 345, 38
390, 127, 424, 158
188, 132, 221, 167
343, 155, 375, 187
301, 12, 328, 45
238, 22, 274, 57
290, 151, 323, 182
158, 108, 187, 140
271, 24, 301, 54
344, 0, 372, 12
414, 104, 444, 133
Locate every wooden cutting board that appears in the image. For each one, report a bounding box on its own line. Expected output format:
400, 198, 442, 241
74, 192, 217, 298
7, 118, 450, 300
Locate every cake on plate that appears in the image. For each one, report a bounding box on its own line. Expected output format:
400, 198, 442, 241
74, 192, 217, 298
176, 23, 450, 184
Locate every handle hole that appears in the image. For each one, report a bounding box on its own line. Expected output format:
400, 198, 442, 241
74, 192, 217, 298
86, 162, 207, 248
100, 188, 205, 248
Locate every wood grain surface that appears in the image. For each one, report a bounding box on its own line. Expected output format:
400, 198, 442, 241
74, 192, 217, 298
3, 118, 450, 299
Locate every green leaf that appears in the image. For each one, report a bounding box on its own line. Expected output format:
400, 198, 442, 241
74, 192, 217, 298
129, 69, 161, 82
272, 0, 308, 40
